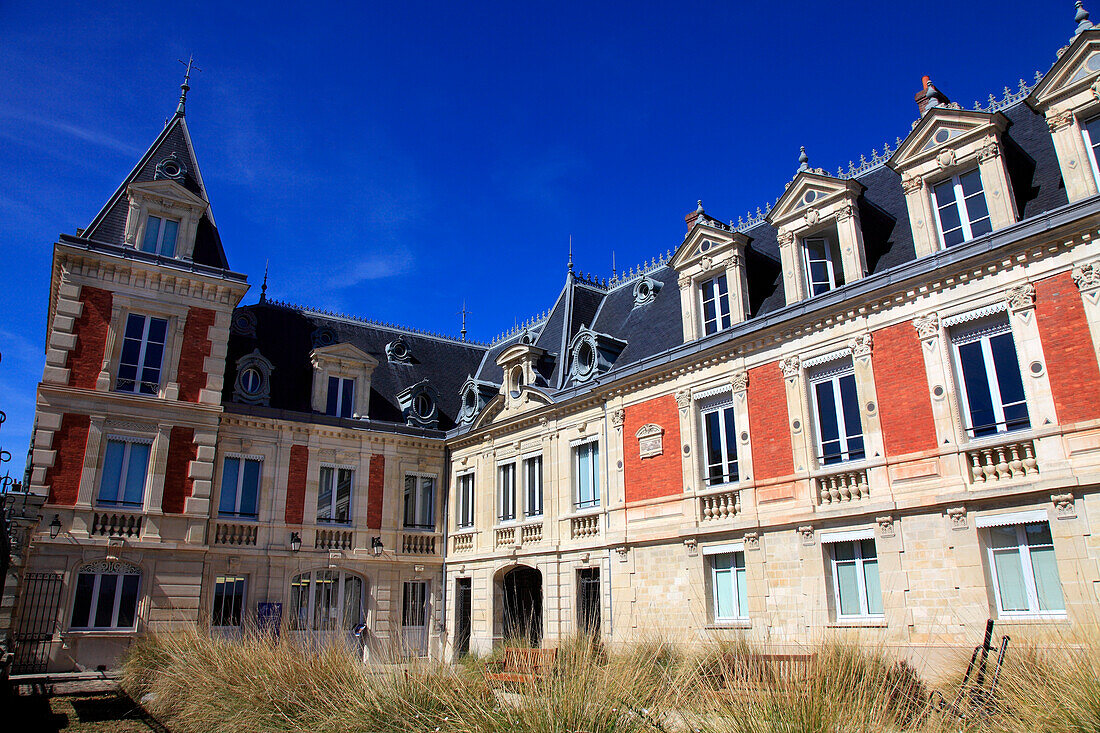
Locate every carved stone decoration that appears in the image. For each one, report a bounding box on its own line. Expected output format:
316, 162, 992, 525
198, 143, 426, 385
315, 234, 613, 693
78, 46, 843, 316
700, 256, 713, 271
632, 275, 663, 307
615, 546, 629, 562
901, 174, 923, 194
635, 424, 665, 459
1052, 493, 1076, 519
1046, 108, 1075, 132
780, 355, 801, 379
977, 141, 1000, 163
913, 312, 940, 340
610, 409, 625, 428
797, 525, 815, 546
946, 506, 968, 530
79, 560, 140, 575
803, 208, 820, 227
877, 516, 896, 538
154, 152, 188, 183
231, 310, 258, 338
386, 336, 412, 364
684, 538, 698, 556
1005, 283, 1036, 312
311, 327, 337, 348
731, 371, 749, 393
675, 389, 691, 412
835, 202, 854, 222
849, 332, 873, 359
677, 276, 692, 289
1073, 261, 1100, 292
743, 532, 760, 551
936, 148, 957, 170
777, 231, 795, 248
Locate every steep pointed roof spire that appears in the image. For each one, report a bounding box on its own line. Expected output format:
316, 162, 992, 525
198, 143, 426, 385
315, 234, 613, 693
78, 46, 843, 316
176, 55, 200, 117
260, 260, 269, 303
1075, 1, 1094, 36
568, 235, 574, 274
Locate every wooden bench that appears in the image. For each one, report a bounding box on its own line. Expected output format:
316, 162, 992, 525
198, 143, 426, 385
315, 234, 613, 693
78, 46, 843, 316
706, 653, 816, 695
484, 647, 558, 686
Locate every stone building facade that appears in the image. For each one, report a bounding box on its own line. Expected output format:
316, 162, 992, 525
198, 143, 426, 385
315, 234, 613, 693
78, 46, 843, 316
12, 9, 1100, 675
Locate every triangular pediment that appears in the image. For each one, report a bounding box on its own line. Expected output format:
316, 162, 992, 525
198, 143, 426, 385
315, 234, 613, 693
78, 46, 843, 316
310, 342, 379, 367
889, 108, 1006, 170
1028, 29, 1100, 108
670, 222, 750, 271
129, 179, 209, 209
767, 171, 863, 228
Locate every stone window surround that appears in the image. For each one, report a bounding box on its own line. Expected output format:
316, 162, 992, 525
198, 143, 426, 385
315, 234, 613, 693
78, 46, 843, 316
494, 343, 545, 406
212, 451, 267, 522
453, 468, 475, 531
99, 293, 191, 401
690, 382, 745, 492
702, 540, 749, 625
404, 470, 440, 532
232, 349, 274, 406
122, 181, 208, 261
309, 346, 377, 418
672, 227, 751, 343
569, 435, 602, 515
73, 419, 169, 519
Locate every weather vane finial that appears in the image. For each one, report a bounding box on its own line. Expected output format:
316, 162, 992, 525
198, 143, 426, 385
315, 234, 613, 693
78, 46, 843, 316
459, 300, 471, 341
568, 235, 574, 274
260, 260, 269, 303
176, 55, 202, 117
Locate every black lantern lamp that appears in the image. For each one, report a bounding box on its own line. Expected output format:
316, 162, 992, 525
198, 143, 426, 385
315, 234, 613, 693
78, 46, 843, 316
289, 531, 302, 552
49, 514, 62, 539
371, 536, 384, 557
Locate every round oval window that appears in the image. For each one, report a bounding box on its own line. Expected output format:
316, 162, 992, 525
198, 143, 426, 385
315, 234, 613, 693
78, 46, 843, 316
163, 162, 180, 177
392, 340, 407, 358
578, 343, 594, 371
464, 389, 476, 410
240, 367, 262, 394
638, 282, 650, 299
415, 393, 432, 417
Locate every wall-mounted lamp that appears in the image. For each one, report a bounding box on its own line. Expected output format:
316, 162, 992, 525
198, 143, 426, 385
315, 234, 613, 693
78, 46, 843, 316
290, 531, 302, 552
371, 536, 384, 557
49, 514, 62, 539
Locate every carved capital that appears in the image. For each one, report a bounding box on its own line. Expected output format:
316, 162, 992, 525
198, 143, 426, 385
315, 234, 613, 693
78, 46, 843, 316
1073, 260, 1100, 292
1005, 283, 1036, 312
1046, 108, 1075, 132
610, 409, 625, 428
946, 506, 967, 530
777, 231, 795, 248
677, 276, 691, 289
901, 174, 923, 194
913, 312, 940, 340
803, 208, 820, 227
743, 531, 760, 550
835, 202, 854, 222
731, 371, 749, 393
977, 140, 1000, 163
683, 537, 698, 556
849, 332, 873, 359
675, 389, 691, 411
780, 355, 801, 379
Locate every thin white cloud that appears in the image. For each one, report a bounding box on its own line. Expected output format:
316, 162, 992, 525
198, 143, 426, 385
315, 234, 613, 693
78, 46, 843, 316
0, 108, 143, 157
324, 249, 414, 289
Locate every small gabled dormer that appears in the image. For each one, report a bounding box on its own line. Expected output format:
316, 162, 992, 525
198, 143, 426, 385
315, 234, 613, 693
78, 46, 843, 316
567, 327, 626, 385
495, 342, 547, 406
122, 175, 209, 260
670, 202, 752, 342
1026, 20, 1100, 202
458, 376, 499, 424
767, 149, 868, 305
309, 342, 378, 419
398, 379, 441, 429
888, 79, 1017, 258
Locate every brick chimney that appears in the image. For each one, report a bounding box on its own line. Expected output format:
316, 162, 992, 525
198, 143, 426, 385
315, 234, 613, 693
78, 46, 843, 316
685, 200, 705, 232
915, 76, 950, 117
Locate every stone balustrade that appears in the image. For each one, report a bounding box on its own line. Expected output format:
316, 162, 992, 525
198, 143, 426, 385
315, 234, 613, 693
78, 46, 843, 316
315, 527, 354, 550
91, 511, 143, 539
212, 521, 257, 546
401, 533, 438, 555
570, 514, 599, 540
452, 531, 475, 553
495, 526, 516, 549
966, 438, 1039, 484
521, 522, 543, 545
699, 490, 741, 521
815, 468, 870, 506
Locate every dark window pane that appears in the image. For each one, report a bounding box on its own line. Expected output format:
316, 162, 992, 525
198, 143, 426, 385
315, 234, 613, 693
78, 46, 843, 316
71, 573, 95, 628
723, 408, 738, 481
990, 333, 1026, 404
117, 575, 140, 628
340, 379, 354, 417
94, 575, 118, 627
326, 376, 339, 416
958, 341, 996, 435
839, 375, 863, 443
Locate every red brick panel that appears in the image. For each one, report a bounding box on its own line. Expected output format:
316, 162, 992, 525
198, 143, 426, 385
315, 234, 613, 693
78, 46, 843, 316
747, 362, 793, 481
285, 445, 309, 524
623, 394, 682, 503
872, 322, 937, 457
367, 454, 385, 530
45, 413, 90, 506
67, 286, 112, 389
161, 427, 197, 514
1036, 272, 1100, 424
176, 307, 216, 403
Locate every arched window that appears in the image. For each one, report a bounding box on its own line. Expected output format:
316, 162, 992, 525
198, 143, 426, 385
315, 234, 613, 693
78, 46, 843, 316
70, 561, 141, 630
288, 569, 364, 631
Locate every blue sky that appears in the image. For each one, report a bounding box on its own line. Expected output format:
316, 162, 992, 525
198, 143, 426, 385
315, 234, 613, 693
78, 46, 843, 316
0, 0, 1077, 478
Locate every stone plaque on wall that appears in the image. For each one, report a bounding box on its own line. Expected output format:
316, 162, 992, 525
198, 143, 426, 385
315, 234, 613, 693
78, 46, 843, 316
635, 423, 664, 459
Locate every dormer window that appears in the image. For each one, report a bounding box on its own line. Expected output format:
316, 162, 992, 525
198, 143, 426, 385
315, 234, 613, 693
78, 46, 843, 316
931, 168, 992, 247
398, 380, 440, 428
232, 349, 274, 406
802, 231, 844, 296
700, 274, 732, 335
327, 376, 355, 418
310, 342, 377, 418
568, 329, 626, 385
141, 215, 179, 256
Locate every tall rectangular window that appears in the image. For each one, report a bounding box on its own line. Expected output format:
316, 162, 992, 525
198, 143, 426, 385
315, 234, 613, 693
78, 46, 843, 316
827, 537, 883, 619
326, 377, 355, 418
456, 473, 475, 529
317, 466, 353, 524
701, 395, 738, 486
709, 551, 749, 622
803, 235, 843, 296
986, 522, 1065, 616
402, 580, 429, 657
951, 316, 1030, 438
218, 456, 261, 519
403, 474, 435, 529
524, 455, 543, 517
809, 360, 865, 465
116, 313, 168, 395
574, 441, 600, 509
1082, 115, 1100, 184
97, 438, 151, 507
700, 274, 732, 335
141, 215, 179, 256
70, 567, 141, 630
212, 575, 246, 628
497, 463, 516, 522
931, 168, 992, 247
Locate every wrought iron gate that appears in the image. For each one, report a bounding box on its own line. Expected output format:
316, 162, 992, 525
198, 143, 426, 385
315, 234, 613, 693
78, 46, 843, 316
577, 568, 601, 637
12, 571, 63, 674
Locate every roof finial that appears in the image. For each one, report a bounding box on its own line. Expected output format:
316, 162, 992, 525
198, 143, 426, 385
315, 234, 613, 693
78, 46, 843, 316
260, 260, 269, 303
798, 146, 809, 172
568, 235, 574, 274
696, 200, 704, 213
612, 250, 616, 279
176, 55, 201, 117
459, 300, 470, 341
1076, 1, 1094, 35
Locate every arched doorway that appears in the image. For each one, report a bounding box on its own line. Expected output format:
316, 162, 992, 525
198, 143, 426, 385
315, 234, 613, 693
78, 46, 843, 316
500, 566, 542, 646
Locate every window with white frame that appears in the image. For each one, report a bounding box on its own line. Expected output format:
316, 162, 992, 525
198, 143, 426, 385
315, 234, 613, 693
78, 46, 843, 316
802, 235, 843, 296
456, 472, 475, 529
824, 533, 883, 620
700, 274, 732, 336
574, 441, 600, 509
497, 463, 516, 522
70, 562, 141, 631
97, 437, 152, 507
212, 575, 246, 628
700, 393, 738, 486
950, 315, 1030, 439
218, 456, 261, 519
980, 516, 1065, 616
116, 313, 168, 395
141, 214, 180, 256
1082, 115, 1100, 185
524, 455, 543, 517
326, 376, 355, 418
931, 168, 993, 247
289, 569, 363, 631
317, 466, 353, 524
808, 359, 865, 466
706, 546, 748, 623
402, 580, 429, 657
403, 474, 435, 529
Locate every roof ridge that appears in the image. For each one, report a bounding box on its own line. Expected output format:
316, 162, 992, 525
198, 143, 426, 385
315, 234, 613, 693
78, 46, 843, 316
264, 298, 489, 347
489, 310, 551, 346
